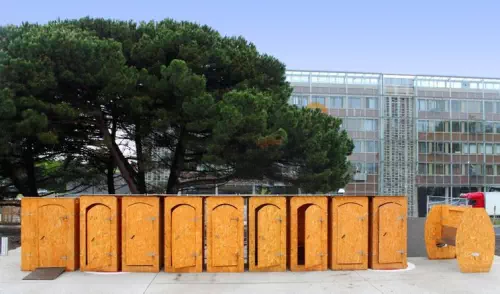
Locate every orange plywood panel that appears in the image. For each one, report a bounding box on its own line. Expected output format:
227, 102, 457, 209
289, 197, 327, 272
164, 197, 203, 273
80, 196, 119, 272
21, 198, 79, 271
369, 196, 407, 270
122, 196, 161, 272
248, 197, 286, 272
206, 197, 244, 273
330, 197, 368, 270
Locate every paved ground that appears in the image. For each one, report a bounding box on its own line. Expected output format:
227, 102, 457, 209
1, 248, 500, 294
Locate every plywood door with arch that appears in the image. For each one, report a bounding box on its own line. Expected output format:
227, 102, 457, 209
80, 196, 119, 272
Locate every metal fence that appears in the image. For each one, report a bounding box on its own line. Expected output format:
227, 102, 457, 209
426, 195, 467, 214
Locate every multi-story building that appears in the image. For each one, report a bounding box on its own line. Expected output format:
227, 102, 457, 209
286, 70, 500, 217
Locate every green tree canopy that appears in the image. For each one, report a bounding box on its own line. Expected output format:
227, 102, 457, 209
0, 18, 353, 196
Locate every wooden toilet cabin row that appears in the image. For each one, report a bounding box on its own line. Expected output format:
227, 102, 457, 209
21, 195, 407, 273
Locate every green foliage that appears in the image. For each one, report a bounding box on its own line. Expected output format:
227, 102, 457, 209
0, 17, 353, 195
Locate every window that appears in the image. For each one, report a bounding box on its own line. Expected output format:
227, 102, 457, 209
496, 144, 500, 154
363, 119, 377, 131
469, 164, 483, 176
452, 143, 462, 154
417, 120, 428, 132
366, 163, 378, 174
452, 121, 462, 133
468, 122, 483, 133
469, 143, 477, 154
496, 123, 500, 134
365, 141, 378, 152
486, 165, 494, 176
352, 162, 365, 173
452, 164, 463, 175
353, 141, 362, 153
433, 142, 448, 153
330, 96, 343, 108
346, 118, 362, 131
366, 97, 378, 109
435, 121, 447, 132
311, 96, 326, 106
485, 101, 494, 113
418, 163, 427, 175
485, 122, 494, 133
435, 164, 445, 175
418, 100, 426, 112
478, 143, 484, 154
419, 142, 428, 153
435, 100, 448, 112
496, 102, 500, 114
467, 101, 482, 113
291, 95, 308, 107
348, 97, 362, 109
451, 100, 462, 112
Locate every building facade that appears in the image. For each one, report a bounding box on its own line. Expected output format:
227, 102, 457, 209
286, 70, 500, 217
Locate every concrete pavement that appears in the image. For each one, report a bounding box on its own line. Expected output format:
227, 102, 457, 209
1, 248, 499, 294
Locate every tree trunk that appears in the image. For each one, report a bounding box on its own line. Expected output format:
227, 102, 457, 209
96, 112, 139, 194
24, 141, 39, 196
106, 118, 117, 194
166, 127, 186, 194
135, 123, 147, 194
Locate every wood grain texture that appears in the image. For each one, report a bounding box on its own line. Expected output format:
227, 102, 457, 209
369, 196, 407, 270
21, 198, 79, 271
164, 197, 203, 273
425, 205, 456, 259
79, 196, 119, 272
206, 197, 244, 273
248, 197, 286, 272
330, 197, 368, 270
289, 196, 328, 272
456, 208, 495, 273
121, 196, 161, 272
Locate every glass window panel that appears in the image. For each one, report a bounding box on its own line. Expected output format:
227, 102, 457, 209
468, 122, 483, 133
452, 164, 462, 175
418, 163, 427, 175
479, 143, 484, 154
291, 95, 308, 107
366, 97, 378, 109
496, 102, 500, 114
485, 101, 494, 113
363, 119, 377, 131
418, 99, 427, 112
435, 164, 445, 175
330, 96, 343, 108
311, 95, 326, 105
486, 165, 494, 176
366, 163, 378, 174
463, 143, 469, 154
366, 141, 378, 152
348, 97, 362, 109
495, 123, 500, 133
419, 142, 428, 153
452, 143, 462, 154
452, 121, 461, 132
451, 100, 462, 112
496, 144, 500, 154
434, 142, 445, 153
435, 121, 446, 132
467, 101, 482, 113
485, 122, 494, 133
353, 140, 362, 153
417, 120, 428, 132
469, 143, 477, 154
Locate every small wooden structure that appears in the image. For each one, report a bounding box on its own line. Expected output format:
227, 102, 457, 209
289, 196, 328, 271
164, 197, 203, 273
369, 196, 407, 270
21, 198, 79, 271
206, 196, 244, 273
121, 196, 161, 272
79, 196, 119, 272
329, 196, 368, 270
425, 205, 495, 273
248, 196, 287, 272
